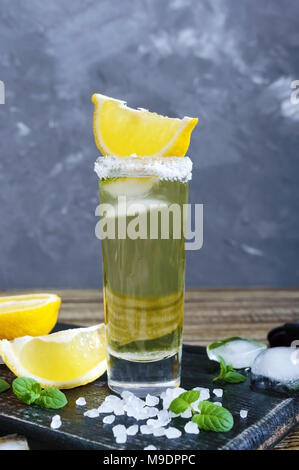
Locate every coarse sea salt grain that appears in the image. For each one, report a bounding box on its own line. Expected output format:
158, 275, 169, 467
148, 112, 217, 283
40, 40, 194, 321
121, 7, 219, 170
140, 424, 154, 435
144, 445, 157, 450
145, 406, 159, 418
121, 390, 134, 400
50, 415, 61, 429
165, 427, 182, 439
103, 414, 115, 424
116, 434, 127, 444
157, 409, 171, 426
213, 388, 223, 398
76, 397, 86, 406
184, 421, 199, 434
84, 409, 100, 418
112, 424, 126, 436
98, 402, 114, 413
180, 408, 193, 419
126, 425, 139, 436
145, 394, 160, 407
147, 418, 157, 427
153, 427, 165, 437
192, 387, 210, 400
240, 409, 248, 419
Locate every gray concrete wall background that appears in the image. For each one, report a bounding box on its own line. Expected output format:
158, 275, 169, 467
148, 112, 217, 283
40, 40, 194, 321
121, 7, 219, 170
0, 0, 299, 289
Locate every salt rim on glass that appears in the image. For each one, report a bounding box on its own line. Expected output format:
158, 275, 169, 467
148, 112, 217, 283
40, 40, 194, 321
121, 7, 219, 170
94, 155, 193, 182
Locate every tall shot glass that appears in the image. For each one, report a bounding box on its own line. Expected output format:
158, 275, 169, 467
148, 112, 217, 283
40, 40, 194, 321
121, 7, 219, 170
95, 156, 192, 396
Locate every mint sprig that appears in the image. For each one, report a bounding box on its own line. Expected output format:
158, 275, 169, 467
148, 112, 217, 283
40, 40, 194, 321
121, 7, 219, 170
169, 390, 200, 414
13, 377, 41, 404
35, 388, 67, 409
192, 401, 234, 432
12, 377, 67, 409
0, 378, 10, 394
213, 356, 246, 384
169, 388, 234, 432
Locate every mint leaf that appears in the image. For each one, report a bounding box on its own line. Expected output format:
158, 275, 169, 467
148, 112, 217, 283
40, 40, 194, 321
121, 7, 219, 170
169, 390, 200, 414
192, 401, 234, 432
179, 390, 200, 404
0, 378, 10, 393
35, 388, 67, 409
213, 356, 246, 384
213, 356, 227, 382
12, 377, 41, 405
223, 371, 246, 383
169, 397, 189, 414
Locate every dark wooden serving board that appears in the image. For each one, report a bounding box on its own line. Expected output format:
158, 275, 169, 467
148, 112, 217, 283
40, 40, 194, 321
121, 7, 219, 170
0, 324, 298, 450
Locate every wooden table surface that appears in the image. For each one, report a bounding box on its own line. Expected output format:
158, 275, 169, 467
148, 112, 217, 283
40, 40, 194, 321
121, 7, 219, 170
1, 288, 298, 450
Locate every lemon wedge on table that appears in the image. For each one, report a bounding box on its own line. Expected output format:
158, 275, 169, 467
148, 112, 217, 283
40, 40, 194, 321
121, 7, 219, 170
92, 93, 198, 157
1, 324, 106, 389
0, 293, 61, 340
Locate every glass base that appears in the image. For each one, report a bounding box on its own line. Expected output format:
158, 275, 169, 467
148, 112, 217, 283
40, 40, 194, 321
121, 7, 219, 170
107, 349, 181, 398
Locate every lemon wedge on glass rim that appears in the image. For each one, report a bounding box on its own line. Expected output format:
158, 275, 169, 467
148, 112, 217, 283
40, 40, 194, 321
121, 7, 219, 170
1, 324, 106, 389
92, 93, 198, 157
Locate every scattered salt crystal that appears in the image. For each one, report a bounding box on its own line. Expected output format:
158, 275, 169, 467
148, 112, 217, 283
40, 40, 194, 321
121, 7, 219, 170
162, 387, 186, 409
145, 394, 159, 407
147, 418, 162, 428
214, 402, 222, 407
140, 424, 154, 435
126, 425, 139, 436
192, 387, 210, 401
153, 427, 165, 437
116, 434, 127, 444
52, 414, 61, 422
184, 421, 199, 434
121, 390, 134, 400
106, 395, 122, 403
84, 409, 100, 418
76, 397, 86, 406
213, 388, 223, 398
169, 410, 179, 418
145, 406, 159, 418
165, 427, 182, 439
103, 414, 115, 424
180, 408, 192, 419
112, 424, 126, 437
50, 415, 61, 429
157, 409, 171, 426
144, 445, 157, 450
169, 387, 187, 396
240, 409, 248, 419
98, 402, 114, 413
113, 404, 125, 416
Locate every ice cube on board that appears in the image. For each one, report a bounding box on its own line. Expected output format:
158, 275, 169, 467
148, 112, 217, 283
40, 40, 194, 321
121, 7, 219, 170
251, 347, 299, 395
207, 337, 267, 369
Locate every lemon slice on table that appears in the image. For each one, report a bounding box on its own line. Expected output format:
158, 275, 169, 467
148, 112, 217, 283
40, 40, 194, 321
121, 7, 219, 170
0, 293, 61, 340
92, 93, 198, 157
1, 324, 106, 389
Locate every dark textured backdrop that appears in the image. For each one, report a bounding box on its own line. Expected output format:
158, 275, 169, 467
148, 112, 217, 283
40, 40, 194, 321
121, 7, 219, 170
1, 0, 299, 288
